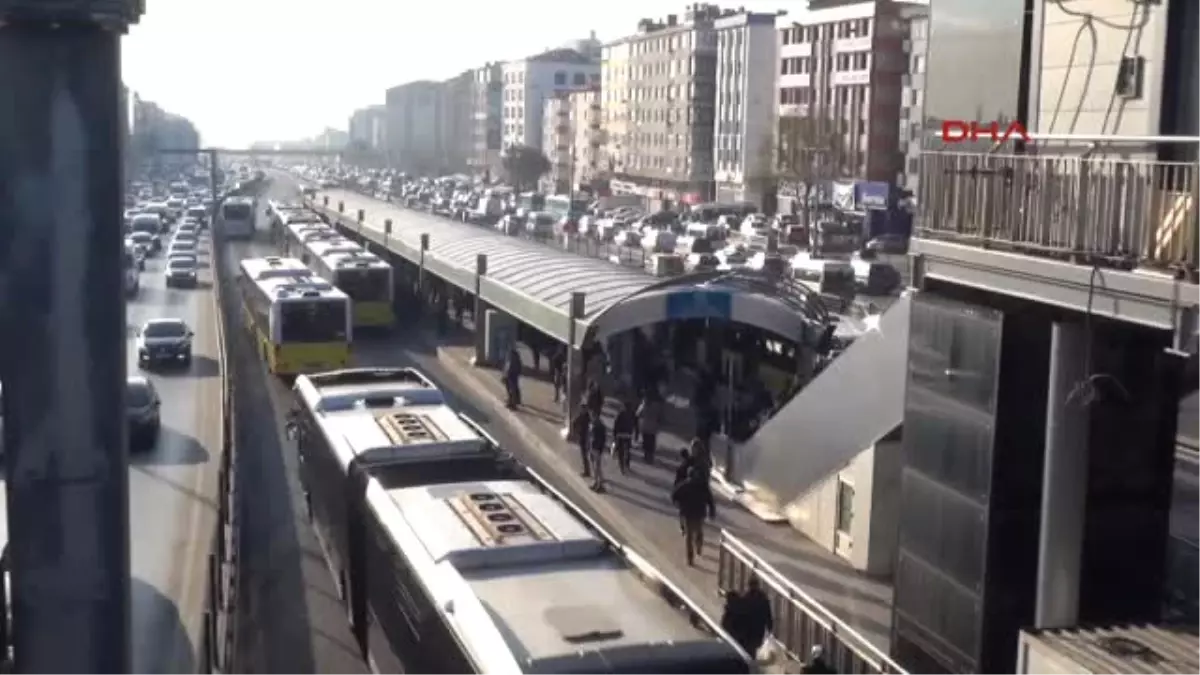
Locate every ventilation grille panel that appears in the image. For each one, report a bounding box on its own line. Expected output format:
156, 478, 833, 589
448, 492, 551, 547
376, 412, 446, 445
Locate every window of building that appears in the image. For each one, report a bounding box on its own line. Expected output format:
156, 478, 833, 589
554, 71, 566, 86
835, 479, 854, 534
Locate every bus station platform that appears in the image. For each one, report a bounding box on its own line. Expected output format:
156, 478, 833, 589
310, 189, 835, 348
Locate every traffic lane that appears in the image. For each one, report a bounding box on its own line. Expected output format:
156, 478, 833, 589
126, 233, 224, 673
224, 214, 369, 673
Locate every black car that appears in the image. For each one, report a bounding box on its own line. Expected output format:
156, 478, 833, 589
137, 318, 194, 368
127, 375, 161, 450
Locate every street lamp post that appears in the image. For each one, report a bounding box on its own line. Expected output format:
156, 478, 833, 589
0, 1, 143, 672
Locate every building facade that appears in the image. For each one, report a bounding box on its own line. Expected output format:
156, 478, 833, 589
775, 0, 911, 193
470, 62, 504, 177
898, 2, 928, 192
569, 87, 604, 192
348, 105, 387, 151
501, 48, 599, 152
385, 80, 443, 175
601, 5, 723, 207
541, 94, 572, 194
713, 10, 781, 206
439, 70, 475, 174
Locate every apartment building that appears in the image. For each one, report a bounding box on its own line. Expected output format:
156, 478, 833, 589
385, 80, 443, 175
569, 87, 604, 191
897, 2, 928, 192
439, 70, 474, 174
348, 105, 387, 151
541, 94, 573, 194
470, 62, 504, 177
501, 48, 599, 152
601, 4, 724, 207
775, 0, 912, 204
713, 9, 782, 206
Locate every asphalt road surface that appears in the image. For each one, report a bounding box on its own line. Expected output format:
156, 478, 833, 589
125, 226, 225, 673
226, 179, 369, 674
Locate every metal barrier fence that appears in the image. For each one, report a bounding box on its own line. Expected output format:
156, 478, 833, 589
717, 530, 906, 675
1165, 535, 1199, 624
198, 214, 241, 673
918, 141, 1198, 274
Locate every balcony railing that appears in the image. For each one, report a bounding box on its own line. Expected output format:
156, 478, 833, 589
918, 136, 1199, 276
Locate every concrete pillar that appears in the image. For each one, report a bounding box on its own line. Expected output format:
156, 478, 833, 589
561, 292, 586, 438
0, 3, 141, 671
472, 254, 488, 366
1035, 321, 1089, 628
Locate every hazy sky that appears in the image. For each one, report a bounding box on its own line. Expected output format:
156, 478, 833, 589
121, 0, 796, 148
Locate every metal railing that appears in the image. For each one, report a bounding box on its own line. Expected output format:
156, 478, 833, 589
917, 137, 1199, 275
717, 530, 907, 675
1164, 535, 1199, 624
198, 210, 242, 673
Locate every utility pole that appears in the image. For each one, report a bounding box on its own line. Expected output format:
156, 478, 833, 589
0, 1, 143, 672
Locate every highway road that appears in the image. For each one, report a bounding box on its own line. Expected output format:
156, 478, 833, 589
0, 228, 224, 673
225, 178, 369, 674
127, 227, 225, 673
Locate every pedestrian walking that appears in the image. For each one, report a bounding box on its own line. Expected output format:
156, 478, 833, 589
673, 447, 694, 534
588, 416, 608, 493
671, 465, 715, 565
731, 576, 774, 659
585, 380, 604, 417
612, 401, 635, 474
549, 346, 567, 404
503, 346, 523, 409
636, 392, 663, 464
570, 406, 592, 479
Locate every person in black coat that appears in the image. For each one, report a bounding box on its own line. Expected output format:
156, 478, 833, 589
671, 466, 715, 565
588, 416, 608, 493
570, 406, 592, 479
731, 576, 773, 659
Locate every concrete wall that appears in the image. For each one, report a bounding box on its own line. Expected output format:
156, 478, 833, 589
1033, 0, 1172, 136
783, 435, 902, 576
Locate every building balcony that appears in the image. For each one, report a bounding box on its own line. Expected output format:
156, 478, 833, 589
913, 139, 1198, 345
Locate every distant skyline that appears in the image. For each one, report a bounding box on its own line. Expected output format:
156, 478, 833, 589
122, 0, 802, 148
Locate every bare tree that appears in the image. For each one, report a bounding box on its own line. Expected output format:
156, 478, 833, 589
773, 114, 850, 225
501, 144, 551, 192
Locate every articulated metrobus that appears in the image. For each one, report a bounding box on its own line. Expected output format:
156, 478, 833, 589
287, 367, 753, 674
237, 257, 352, 376
240, 255, 311, 282
305, 239, 395, 330
219, 196, 256, 239
284, 222, 339, 259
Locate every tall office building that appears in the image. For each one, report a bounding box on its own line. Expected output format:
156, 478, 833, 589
601, 4, 724, 208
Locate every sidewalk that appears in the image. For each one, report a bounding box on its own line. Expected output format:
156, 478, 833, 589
406, 321, 895, 657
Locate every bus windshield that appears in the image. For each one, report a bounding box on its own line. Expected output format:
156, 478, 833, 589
280, 301, 347, 343
223, 203, 252, 220
333, 268, 389, 302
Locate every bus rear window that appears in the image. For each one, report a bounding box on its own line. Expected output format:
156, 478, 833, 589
334, 268, 389, 302
223, 203, 252, 220
280, 301, 346, 343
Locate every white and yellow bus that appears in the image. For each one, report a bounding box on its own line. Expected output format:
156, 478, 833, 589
305, 238, 395, 330
237, 257, 352, 376
283, 222, 339, 259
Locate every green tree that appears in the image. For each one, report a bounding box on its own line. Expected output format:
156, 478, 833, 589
773, 114, 849, 224
501, 144, 551, 191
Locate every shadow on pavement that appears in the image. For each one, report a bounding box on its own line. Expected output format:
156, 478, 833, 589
133, 427, 210, 466
187, 355, 220, 378
130, 576, 195, 674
